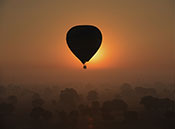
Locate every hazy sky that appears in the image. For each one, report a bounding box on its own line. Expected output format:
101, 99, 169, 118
0, 0, 174, 85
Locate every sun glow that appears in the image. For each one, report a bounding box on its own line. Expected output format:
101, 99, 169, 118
89, 43, 106, 63
86, 42, 112, 69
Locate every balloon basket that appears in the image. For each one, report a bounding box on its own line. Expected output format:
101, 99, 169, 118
83, 65, 87, 69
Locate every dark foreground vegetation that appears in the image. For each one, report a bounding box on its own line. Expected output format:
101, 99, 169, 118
0, 82, 175, 129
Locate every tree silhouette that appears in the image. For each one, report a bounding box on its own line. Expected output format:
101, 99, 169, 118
101, 100, 114, 120
58, 111, 68, 129
140, 96, 174, 111
30, 106, 52, 120
112, 99, 128, 112
140, 96, 158, 111
0, 102, 14, 116
78, 104, 90, 116
124, 111, 138, 122
32, 92, 41, 100
59, 88, 79, 112
68, 110, 79, 129
30, 107, 45, 120
42, 110, 53, 120
120, 83, 134, 100
7, 95, 18, 105
135, 87, 157, 97
91, 101, 100, 114
0, 85, 6, 96
32, 97, 45, 108
87, 90, 98, 102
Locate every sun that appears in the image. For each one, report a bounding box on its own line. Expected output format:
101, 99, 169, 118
87, 42, 109, 69
90, 46, 105, 63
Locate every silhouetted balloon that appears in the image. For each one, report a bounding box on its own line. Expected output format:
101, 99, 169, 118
66, 25, 102, 69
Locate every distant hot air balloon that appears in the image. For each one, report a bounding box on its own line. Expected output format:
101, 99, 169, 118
66, 25, 102, 69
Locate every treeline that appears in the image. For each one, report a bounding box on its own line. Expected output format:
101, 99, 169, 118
0, 82, 175, 129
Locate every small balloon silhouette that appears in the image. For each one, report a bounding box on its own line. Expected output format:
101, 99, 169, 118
66, 25, 102, 69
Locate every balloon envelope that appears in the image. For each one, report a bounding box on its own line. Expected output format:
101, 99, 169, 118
66, 25, 102, 64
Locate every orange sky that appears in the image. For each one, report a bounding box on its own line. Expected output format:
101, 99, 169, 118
0, 0, 174, 85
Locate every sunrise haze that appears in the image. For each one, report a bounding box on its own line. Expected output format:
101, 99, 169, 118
0, 0, 174, 85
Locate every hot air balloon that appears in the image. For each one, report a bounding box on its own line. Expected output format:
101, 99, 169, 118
66, 25, 102, 69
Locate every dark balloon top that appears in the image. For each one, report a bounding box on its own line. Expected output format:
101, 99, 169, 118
66, 25, 102, 64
